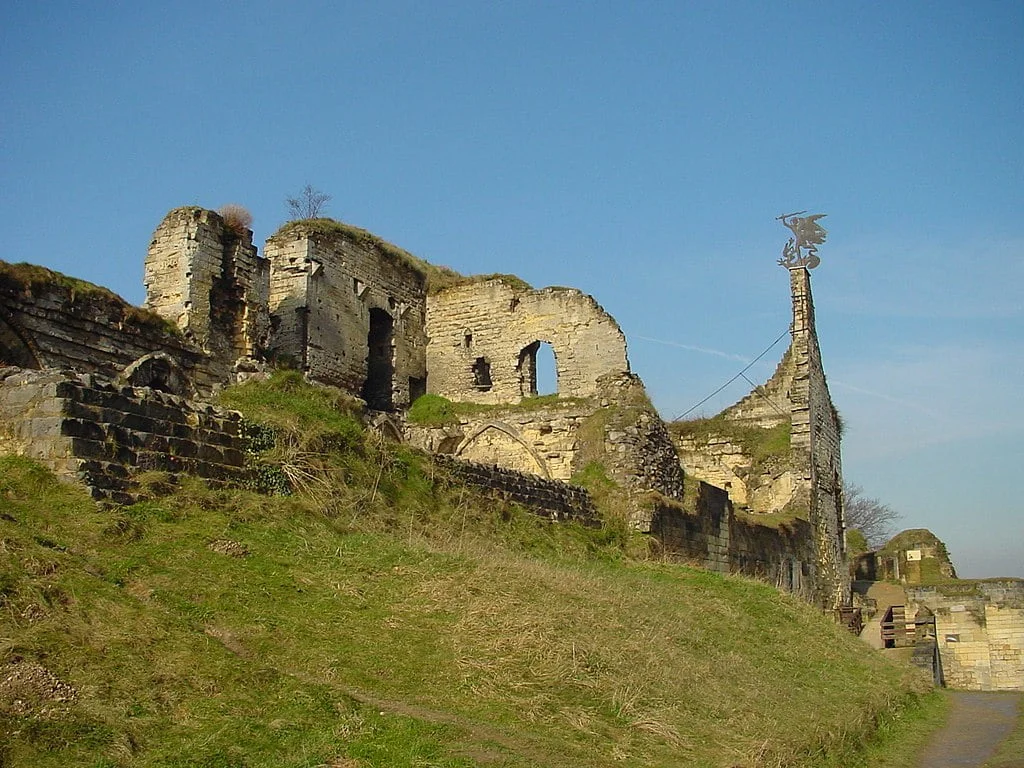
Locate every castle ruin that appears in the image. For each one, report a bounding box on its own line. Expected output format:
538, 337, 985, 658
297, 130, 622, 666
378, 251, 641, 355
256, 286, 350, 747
0, 205, 849, 610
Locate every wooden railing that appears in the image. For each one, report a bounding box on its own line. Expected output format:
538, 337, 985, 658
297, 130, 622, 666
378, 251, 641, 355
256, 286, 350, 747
880, 605, 935, 648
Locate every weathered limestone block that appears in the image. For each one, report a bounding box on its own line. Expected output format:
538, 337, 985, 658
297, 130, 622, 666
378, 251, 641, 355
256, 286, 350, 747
0, 367, 247, 504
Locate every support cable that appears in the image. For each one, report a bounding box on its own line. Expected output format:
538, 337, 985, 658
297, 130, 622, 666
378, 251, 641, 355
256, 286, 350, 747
672, 329, 790, 421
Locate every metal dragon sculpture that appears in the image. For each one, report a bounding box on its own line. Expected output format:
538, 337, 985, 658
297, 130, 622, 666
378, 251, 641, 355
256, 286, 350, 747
777, 211, 827, 269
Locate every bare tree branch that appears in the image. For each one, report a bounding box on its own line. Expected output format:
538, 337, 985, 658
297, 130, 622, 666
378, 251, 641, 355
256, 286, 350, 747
286, 184, 331, 220
843, 482, 901, 549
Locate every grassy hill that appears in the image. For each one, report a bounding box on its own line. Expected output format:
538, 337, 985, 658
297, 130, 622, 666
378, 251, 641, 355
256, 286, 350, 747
0, 374, 938, 767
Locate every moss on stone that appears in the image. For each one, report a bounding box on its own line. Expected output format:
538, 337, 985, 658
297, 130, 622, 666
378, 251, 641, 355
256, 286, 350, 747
669, 416, 792, 478
270, 218, 463, 293
0, 260, 181, 337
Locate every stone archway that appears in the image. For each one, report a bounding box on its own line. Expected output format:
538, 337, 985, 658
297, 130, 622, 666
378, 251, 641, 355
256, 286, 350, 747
455, 420, 551, 479
0, 314, 42, 369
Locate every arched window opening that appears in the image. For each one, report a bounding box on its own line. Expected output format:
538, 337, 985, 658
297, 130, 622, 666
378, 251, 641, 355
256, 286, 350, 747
472, 357, 492, 391
516, 341, 558, 397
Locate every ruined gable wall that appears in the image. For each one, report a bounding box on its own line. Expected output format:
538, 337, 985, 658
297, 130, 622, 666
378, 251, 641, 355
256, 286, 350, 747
265, 226, 427, 409
425, 280, 629, 404
721, 346, 795, 429
144, 207, 270, 382
0, 261, 213, 390
672, 267, 846, 609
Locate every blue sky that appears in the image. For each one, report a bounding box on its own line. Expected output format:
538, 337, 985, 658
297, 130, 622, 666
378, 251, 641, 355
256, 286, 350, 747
2, 1, 1021, 577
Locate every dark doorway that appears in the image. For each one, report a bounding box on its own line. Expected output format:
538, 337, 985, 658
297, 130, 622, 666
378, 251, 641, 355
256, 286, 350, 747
0, 317, 41, 369
362, 308, 394, 410
472, 357, 492, 391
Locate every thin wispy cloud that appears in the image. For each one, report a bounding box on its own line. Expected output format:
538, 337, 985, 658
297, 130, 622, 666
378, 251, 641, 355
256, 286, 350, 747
632, 334, 751, 362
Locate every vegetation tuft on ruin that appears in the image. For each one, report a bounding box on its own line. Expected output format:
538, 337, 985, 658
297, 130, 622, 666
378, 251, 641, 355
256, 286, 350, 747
0, 260, 181, 337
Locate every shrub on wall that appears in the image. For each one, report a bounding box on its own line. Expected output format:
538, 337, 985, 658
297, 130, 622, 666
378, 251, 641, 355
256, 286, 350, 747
217, 204, 253, 235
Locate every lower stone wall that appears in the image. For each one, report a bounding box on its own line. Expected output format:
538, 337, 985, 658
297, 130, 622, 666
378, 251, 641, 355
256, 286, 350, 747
431, 454, 598, 526
0, 367, 247, 503
650, 483, 816, 599
908, 580, 1024, 691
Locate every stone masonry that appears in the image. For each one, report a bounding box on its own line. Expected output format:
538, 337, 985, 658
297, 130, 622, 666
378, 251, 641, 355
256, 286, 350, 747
0, 367, 247, 504
670, 267, 847, 610
0, 261, 211, 390
425, 279, 629, 404
0, 204, 849, 609
263, 222, 428, 410
145, 207, 270, 384
907, 580, 1024, 691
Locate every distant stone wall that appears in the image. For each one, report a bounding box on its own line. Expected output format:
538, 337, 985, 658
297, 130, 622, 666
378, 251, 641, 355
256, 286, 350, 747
426, 280, 629, 404
650, 483, 816, 598
0, 367, 247, 503
0, 261, 214, 391
431, 454, 598, 525
264, 223, 427, 410
908, 580, 1024, 691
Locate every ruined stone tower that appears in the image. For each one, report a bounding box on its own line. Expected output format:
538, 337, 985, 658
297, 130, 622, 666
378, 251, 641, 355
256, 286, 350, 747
144, 207, 270, 382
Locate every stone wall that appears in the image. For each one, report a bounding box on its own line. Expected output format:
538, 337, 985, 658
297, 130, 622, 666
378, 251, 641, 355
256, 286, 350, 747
144, 207, 270, 384
907, 580, 1024, 691
264, 222, 428, 410
406, 400, 594, 482
0, 367, 247, 504
0, 261, 214, 392
650, 483, 816, 598
671, 267, 847, 610
425, 280, 629, 404
671, 429, 795, 513
405, 373, 685, 521
431, 454, 598, 525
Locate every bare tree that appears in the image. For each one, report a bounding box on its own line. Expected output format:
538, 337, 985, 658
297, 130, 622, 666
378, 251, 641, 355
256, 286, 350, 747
843, 482, 901, 549
286, 184, 331, 220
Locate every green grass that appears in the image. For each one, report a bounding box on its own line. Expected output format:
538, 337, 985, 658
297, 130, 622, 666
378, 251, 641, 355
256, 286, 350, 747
0, 374, 943, 767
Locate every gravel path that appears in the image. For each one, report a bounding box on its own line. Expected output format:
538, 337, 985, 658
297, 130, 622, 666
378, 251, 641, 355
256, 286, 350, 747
917, 692, 1022, 768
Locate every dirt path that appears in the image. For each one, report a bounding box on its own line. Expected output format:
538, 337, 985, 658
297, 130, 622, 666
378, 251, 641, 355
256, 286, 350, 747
917, 691, 1022, 768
